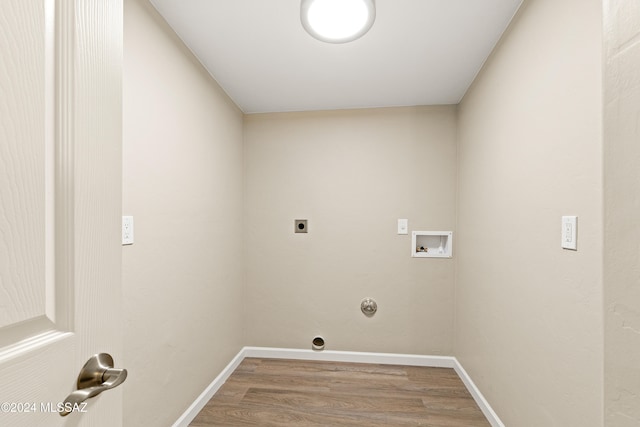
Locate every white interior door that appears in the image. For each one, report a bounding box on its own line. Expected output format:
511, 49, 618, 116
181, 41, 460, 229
0, 0, 123, 426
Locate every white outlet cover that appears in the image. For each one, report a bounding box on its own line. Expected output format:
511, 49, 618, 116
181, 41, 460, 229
122, 216, 134, 245
561, 216, 577, 250
397, 219, 408, 235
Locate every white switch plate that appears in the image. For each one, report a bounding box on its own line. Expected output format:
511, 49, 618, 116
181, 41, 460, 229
122, 216, 134, 245
561, 216, 577, 250
397, 219, 408, 235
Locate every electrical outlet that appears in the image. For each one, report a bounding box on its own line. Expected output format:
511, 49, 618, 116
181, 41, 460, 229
398, 219, 408, 235
122, 216, 134, 245
561, 216, 577, 250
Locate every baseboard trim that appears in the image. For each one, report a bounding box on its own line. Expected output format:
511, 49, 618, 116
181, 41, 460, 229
452, 359, 505, 427
173, 347, 504, 427
171, 348, 245, 427
242, 346, 457, 368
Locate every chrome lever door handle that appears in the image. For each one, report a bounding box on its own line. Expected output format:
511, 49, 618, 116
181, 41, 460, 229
60, 353, 127, 416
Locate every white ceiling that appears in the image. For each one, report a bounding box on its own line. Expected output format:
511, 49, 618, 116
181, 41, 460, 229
149, 0, 523, 114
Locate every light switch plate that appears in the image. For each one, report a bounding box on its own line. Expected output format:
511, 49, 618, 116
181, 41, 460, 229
397, 219, 408, 235
122, 216, 134, 245
561, 216, 577, 250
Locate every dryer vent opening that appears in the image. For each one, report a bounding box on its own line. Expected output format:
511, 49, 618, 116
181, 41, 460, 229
312, 336, 325, 351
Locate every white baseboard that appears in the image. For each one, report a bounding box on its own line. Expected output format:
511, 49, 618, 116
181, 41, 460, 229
242, 346, 457, 368
173, 347, 504, 427
171, 349, 245, 427
452, 359, 505, 427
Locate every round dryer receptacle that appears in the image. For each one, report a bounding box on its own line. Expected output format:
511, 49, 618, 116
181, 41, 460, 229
361, 297, 377, 316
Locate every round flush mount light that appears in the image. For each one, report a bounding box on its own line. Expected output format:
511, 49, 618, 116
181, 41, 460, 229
301, 0, 376, 44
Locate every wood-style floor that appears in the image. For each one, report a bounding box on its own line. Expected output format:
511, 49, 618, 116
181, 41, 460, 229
189, 358, 491, 426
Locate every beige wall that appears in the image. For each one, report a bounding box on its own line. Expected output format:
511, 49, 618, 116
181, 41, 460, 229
244, 107, 457, 354
121, 0, 617, 425
122, 1, 244, 426
604, 0, 640, 425
456, 0, 603, 426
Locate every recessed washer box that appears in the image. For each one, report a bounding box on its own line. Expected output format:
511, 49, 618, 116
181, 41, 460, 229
411, 231, 453, 258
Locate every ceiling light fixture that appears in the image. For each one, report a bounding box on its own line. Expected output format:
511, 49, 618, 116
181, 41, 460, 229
301, 0, 376, 44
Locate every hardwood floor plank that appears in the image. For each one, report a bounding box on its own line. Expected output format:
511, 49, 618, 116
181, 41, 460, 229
189, 358, 491, 427
241, 387, 426, 414
192, 402, 482, 427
